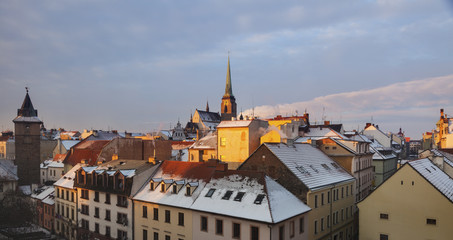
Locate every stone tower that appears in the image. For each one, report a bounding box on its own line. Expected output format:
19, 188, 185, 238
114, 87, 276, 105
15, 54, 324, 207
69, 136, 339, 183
13, 88, 42, 186
221, 56, 237, 121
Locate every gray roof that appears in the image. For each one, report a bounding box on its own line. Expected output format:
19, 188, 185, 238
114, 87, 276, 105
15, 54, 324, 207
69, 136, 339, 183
264, 143, 355, 190
409, 158, 453, 202
0, 159, 18, 181
196, 110, 221, 123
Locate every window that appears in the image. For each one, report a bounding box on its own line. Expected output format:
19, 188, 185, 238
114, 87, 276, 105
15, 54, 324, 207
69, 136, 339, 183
71, 208, 74, 220
216, 219, 223, 235
279, 225, 284, 240
290, 221, 295, 237
328, 191, 331, 203
314, 220, 318, 234
321, 218, 324, 231
71, 192, 74, 202
143, 206, 148, 218
81, 204, 89, 215
117, 195, 128, 207
321, 193, 324, 205
106, 226, 111, 237
234, 192, 245, 201
105, 193, 111, 204
95, 223, 99, 233
143, 229, 148, 240
341, 209, 344, 220
427, 218, 437, 225
165, 210, 170, 223
251, 226, 259, 240
205, 188, 216, 197
201, 216, 208, 232
220, 137, 226, 146
105, 210, 111, 221
222, 190, 233, 200
341, 187, 344, 198
153, 208, 158, 221
346, 186, 349, 196
178, 212, 184, 226
94, 207, 99, 218
66, 190, 69, 200
161, 183, 166, 192
153, 232, 159, 240
165, 236, 170, 240
380, 213, 389, 220
315, 195, 318, 208
118, 230, 127, 240
94, 191, 99, 202
327, 215, 330, 228
117, 212, 128, 226
299, 217, 304, 233
254, 194, 265, 204
81, 219, 89, 229
233, 223, 240, 239
81, 189, 89, 199
380, 234, 389, 240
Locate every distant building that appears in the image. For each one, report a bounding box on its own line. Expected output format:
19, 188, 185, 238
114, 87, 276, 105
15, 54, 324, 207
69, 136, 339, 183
31, 186, 55, 231
422, 132, 433, 150
220, 56, 237, 121
419, 149, 453, 178
40, 159, 65, 185
13, 88, 42, 186
434, 108, 453, 149
358, 159, 453, 240
172, 120, 186, 141
240, 143, 356, 240
0, 159, 18, 201
53, 139, 80, 157
188, 132, 217, 162
217, 119, 268, 169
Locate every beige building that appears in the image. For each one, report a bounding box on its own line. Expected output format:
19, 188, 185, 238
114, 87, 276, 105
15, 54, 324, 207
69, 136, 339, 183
40, 159, 65, 184
240, 143, 356, 240
188, 132, 217, 162
54, 164, 82, 240
217, 119, 268, 169
434, 108, 453, 149
358, 158, 453, 240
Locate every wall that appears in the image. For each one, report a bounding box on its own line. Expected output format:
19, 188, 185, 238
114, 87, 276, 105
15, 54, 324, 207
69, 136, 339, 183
54, 186, 78, 240
358, 165, 453, 240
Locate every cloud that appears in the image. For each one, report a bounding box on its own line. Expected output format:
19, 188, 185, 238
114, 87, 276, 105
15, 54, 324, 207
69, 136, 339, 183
243, 74, 453, 137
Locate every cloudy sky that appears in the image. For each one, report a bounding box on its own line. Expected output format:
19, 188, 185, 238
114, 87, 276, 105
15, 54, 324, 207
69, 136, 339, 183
1, 0, 453, 139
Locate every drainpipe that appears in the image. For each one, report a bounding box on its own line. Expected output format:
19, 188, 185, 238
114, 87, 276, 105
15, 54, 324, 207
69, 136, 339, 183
268, 224, 272, 240
132, 199, 134, 240
329, 185, 335, 240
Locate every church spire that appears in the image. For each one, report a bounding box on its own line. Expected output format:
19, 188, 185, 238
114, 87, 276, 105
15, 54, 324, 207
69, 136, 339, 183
206, 100, 210, 112
224, 55, 233, 97
18, 87, 38, 117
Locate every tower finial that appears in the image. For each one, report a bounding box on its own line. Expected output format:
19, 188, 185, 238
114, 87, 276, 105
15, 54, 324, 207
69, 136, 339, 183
25, 87, 29, 93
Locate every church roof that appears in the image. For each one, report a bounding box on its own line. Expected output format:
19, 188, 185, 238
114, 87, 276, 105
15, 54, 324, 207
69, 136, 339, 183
224, 55, 233, 97
196, 110, 221, 123
13, 89, 42, 123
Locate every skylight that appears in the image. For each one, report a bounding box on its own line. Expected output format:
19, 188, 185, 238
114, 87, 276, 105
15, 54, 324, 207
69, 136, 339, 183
309, 165, 319, 173
296, 166, 308, 174
222, 190, 233, 200
205, 188, 216, 198
321, 164, 331, 170
234, 192, 245, 202
254, 194, 265, 204
331, 163, 339, 169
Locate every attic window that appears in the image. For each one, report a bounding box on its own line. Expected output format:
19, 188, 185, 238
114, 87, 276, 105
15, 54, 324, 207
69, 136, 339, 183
425, 168, 431, 173
222, 190, 233, 200
309, 165, 319, 173
321, 164, 331, 170
331, 163, 340, 169
254, 194, 265, 204
205, 188, 216, 198
172, 185, 177, 194
161, 183, 166, 192
296, 166, 308, 174
234, 192, 245, 202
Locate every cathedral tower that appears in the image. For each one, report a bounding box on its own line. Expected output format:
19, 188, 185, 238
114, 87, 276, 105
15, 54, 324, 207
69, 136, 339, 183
13, 88, 42, 185
221, 56, 237, 121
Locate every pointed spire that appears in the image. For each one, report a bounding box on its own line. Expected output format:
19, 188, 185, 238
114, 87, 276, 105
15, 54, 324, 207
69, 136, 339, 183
18, 87, 38, 117
206, 100, 210, 112
224, 54, 233, 97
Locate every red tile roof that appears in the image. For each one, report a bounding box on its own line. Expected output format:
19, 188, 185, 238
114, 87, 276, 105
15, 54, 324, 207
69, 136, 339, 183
63, 140, 110, 166
158, 160, 225, 182
53, 154, 67, 162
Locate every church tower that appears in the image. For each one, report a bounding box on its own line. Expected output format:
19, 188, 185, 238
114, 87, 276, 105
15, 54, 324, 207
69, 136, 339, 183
221, 56, 237, 121
13, 88, 42, 186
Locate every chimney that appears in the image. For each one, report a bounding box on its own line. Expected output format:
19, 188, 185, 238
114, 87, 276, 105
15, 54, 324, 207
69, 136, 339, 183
215, 162, 228, 172
324, 120, 330, 125
365, 123, 372, 129
376, 125, 379, 129
148, 157, 156, 164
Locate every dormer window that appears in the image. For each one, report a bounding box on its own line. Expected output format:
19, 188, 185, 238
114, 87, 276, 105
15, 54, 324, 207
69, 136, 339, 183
186, 182, 198, 196
161, 183, 166, 193
186, 186, 191, 196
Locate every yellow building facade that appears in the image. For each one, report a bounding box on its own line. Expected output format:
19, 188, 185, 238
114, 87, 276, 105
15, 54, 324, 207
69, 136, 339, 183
358, 159, 453, 240
434, 108, 453, 149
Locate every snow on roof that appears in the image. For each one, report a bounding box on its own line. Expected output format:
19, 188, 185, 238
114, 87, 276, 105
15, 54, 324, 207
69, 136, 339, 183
119, 169, 136, 178
40, 160, 64, 169
62, 140, 80, 150
0, 159, 18, 181
409, 158, 453, 202
19, 185, 32, 195
42, 194, 55, 205
294, 136, 326, 143
202, 121, 219, 130
54, 164, 83, 189
13, 116, 42, 123
31, 186, 54, 201
217, 120, 253, 128
265, 143, 355, 190
197, 110, 221, 122
190, 132, 217, 149
305, 127, 347, 139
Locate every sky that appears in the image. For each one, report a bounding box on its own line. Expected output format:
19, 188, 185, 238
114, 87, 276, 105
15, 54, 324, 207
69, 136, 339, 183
1, 0, 453, 139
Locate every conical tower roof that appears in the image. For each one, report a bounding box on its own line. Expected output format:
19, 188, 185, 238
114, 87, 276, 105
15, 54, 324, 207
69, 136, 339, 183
13, 88, 41, 122
224, 55, 233, 97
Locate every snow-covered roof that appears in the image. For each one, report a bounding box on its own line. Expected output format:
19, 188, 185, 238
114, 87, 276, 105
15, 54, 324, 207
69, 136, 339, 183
54, 164, 83, 189
13, 116, 42, 123
189, 132, 217, 149
0, 159, 18, 181
31, 186, 54, 201
305, 127, 347, 139
40, 160, 64, 169
408, 158, 453, 202
119, 169, 136, 178
81, 166, 98, 174
217, 120, 253, 128
264, 143, 355, 190
197, 110, 221, 123
42, 194, 55, 205
134, 170, 310, 224
62, 140, 80, 150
